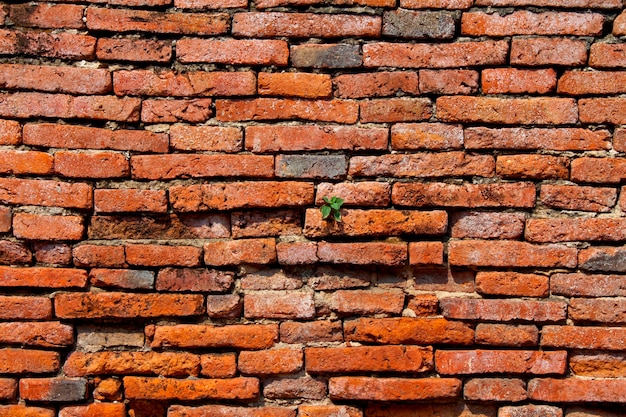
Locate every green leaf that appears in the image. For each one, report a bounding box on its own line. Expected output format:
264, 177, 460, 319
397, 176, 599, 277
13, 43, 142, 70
320, 205, 331, 219
333, 197, 344, 206
323, 196, 331, 204
333, 210, 342, 222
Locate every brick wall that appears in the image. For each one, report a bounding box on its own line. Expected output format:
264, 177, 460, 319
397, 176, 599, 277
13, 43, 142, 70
0, 0, 625, 416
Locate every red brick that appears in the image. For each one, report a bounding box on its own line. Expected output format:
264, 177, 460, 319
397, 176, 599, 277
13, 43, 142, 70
306, 346, 432, 374
541, 185, 616, 212
142, 99, 212, 123
201, 353, 237, 378
206, 294, 242, 318
551, 273, 626, 297
475, 272, 547, 297
462, 11, 603, 36
171, 125, 238, 152
579, 246, 626, 273
0, 349, 59, 374
97, 38, 172, 62
440, 298, 567, 323
233, 12, 380, 38
239, 349, 303, 375
86, 7, 227, 34
451, 212, 525, 239
0, 207, 9, 232
0, 322, 72, 348
497, 154, 569, 180
475, 324, 539, 347
409, 242, 444, 266
242, 271, 303, 291
0, 266, 86, 288
93, 0, 172, 5
617, 129, 626, 152
244, 291, 314, 319
0, 29, 96, 60
177, 39, 288, 65
465, 127, 610, 151
350, 152, 495, 178
55, 151, 128, 179
449, 240, 577, 268
0, 120, 20, 145
126, 244, 201, 267
308, 269, 371, 291
90, 268, 154, 290
528, 378, 626, 403
157, 268, 233, 292
329, 290, 405, 316
204, 238, 276, 266
511, 38, 588, 66
265, 378, 326, 400
482, 68, 556, 94
0, 64, 109, 95
526, 218, 626, 243
0, 150, 52, 175
590, 43, 626, 68
393, 182, 535, 208
13, 213, 84, 241
94, 189, 167, 214
171, 182, 313, 211
0, 405, 54, 417
391, 123, 462, 151
418, 69, 478, 95
330, 377, 461, 401
572, 157, 626, 184
259, 72, 331, 99
132, 155, 273, 180
280, 321, 343, 344
436, 350, 566, 375
246, 125, 386, 153
360, 98, 432, 123
24, 123, 168, 153
559, 71, 626, 95
318, 242, 407, 266
400, 0, 473, 8
59, 403, 126, 417
364, 40, 508, 68
570, 352, 626, 378
0, 296, 52, 320
169, 405, 294, 417
20, 378, 87, 402
0, 241, 31, 265
499, 405, 562, 417
10, 3, 84, 28
569, 298, 626, 324
579, 98, 626, 125
176, 0, 248, 7
217, 98, 358, 123
345, 317, 474, 345
406, 294, 439, 316
55, 292, 203, 319
151, 324, 278, 350
365, 403, 495, 417
0, 379, 15, 400
64, 351, 200, 377
542, 326, 626, 350
33, 243, 71, 265
477, 0, 620, 6
316, 182, 390, 207
614, 11, 626, 36
334, 71, 419, 98
465, 378, 526, 402
232, 210, 301, 238
93, 379, 123, 402
124, 376, 258, 401
73, 245, 125, 268
114, 70, 255, 97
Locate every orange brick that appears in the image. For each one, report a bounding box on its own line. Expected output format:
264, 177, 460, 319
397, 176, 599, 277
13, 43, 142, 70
364, 40, 508, 68
449, 240, 577, 268
0, 64, 110, 95
65, 351, 200, 377
616, 128, 626, 152
590, 43, 626, 68
476, 272, 548, 297
0, 322, 73, 348
142, 99, 212, 123
0, 266, 86, 288
436, 350, 566, 375
334, 71, 419, 98
0, 349, 59, 374
462, 11, 603, 36
477, 0, 620, 6
171, 125, 241, 152
527, 218, 626, 243
55, 292, 203, 319
400, 0, 473, 8
0, 208, 9, 233
73, 245, 126, 268
10, 3, 84, 29
124, 376, 258, 401
244, 291, 314, 319
482, 68, 556, 94
528, 378, 626, 403
20, 378, 87, 402
475, 324, 539, 347
329, 377, 461, 401
126, 244, 201, 267
90, 269, 154, 290
239, 349, 303, 375
464, 378, 527, 402
0, 150, 52, 175
0, 178, 92, 209
559, 71, 626, 95
497, 154, 569, 180
614, 10, 626, 35
232, 12, 380, 38
232, 209, 301, 239
569, 298, 626, 324
177, 39, 288, 65
291, 44, 362, 69
0, 120, 20, 145
97, 38, 172, 63
409, 242, 444, 265
391, 123, 462, 151
316, 182, 390, 207
91, 214, 229, 240
169, 405, 294, 417
206, 294, 242, 318
542, 326, 626, 350
13, 213, 84, 241
345, 317, 473, 345
418, 69, 479, 94
511, 37, 588, 66
306, 346, 432, 374
59, 403, 126, 417
318, 242, 407, 266
406, 294, 439, 316
131, 154, 273, 180
0, 296, 52, 320
451, 212, 526, 239
201, 353, 237, 378
366, 404, 496, 417
570, 352, 626, 378
0, 379, 15, 400
259, 73, 331, 98
360, 98, 432, 123
579, 98, 626, 124
113, 70, 256, 97
0, 405, 55, 417
465, 127, 610, 151
499, 405, 562, 417
579, 246, 626, 273
330, 290, 405, 316
266, 378, 326, 400
0, 29, 95, 60
440, 298, 567, 323
217, 98, 358, 123
204, 238, 276, 266
571, 157, 626, 183
54, 151, 128, 179
176, 0, 248, 7
151, 324, 278, 350
94, 189, 167, 213
280, 321, 343, 344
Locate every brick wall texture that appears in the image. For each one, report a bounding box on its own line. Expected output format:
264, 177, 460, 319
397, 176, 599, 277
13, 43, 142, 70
0, 0, 625, 416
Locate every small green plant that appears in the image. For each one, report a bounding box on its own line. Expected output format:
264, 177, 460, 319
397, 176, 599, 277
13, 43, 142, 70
320, 196, 344, 222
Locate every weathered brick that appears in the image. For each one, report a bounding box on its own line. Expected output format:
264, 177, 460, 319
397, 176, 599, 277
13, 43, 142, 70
0, 379, 15, 400
365, 403, 495, 417
0, 207, 9, 232
280, 321, 342, 344
0, 120, 20, 145
569, 298, 626, 324
94, 189, 167, 213
350, 152, 495, 178
570, 352, 626, 378
171, 182, 313, 211
0, 349, 59, 374
464, 378, 527, 402
176, 0, 247, 7
0, 266, 86, 288
97, 38, 172, 62
559, 71, 626, 95
449, 240, 577, 268
65, 351, 200, 377
132, 155, 274, 180
579, 98, 626, 125
126, 244, 202, 267
258, 73, 330, 99
528, 378, 626, 403
540, 185, 616, 212
86, 7, 228, 34
400, 0, 473, 8
437, 350, 566, 375
246, 125, 386, 152
383, 10, 454, 39
316, 182, 390, 207
204, 238, 276, 266
93, 379, 123, 402
499, 405, 562, 417
0, 405, 55, 417
440, 298, 567, 323
233, 13, 380, 38
0, 241, 31, 265
114, 70, 256, 97
579, 246, 626, 273
151, 324, 278, 350
392, 123, 462, 151
142, 99, 212, 123
73, 245, 126, 268
77, 326, 144, 353
306, 346, 432, 374
55, 292, 204, 319
292, 44, 362, 68
364, 40, 508, 68
0, 322, 72, 348
451, 212, 526, 239
207, 294, 242, 318
232, 210, 301, 238
393, 182, 535, 208
334, 72, 419, 98
551, 273, 626, 297
330, 377, 461, 401
408, 242, 444, 266
217, 99, 358, 123
239, 349, 303, 375
124, 376, 259, 401
201, 353, 237, 378
406, 294, 439, 316
241, 270, 303, 291
572, 157, 626, 184
169, 405, 295, 417
0, 64, 110, 95
55, 151, 129, 178
477, 0, 620, 6
419, 69, 479, 94
465, 127, 610, 151
462, 11, 603, 36
482, 68, 556, 94
276, 155, 347, 179
0, 150, 52, 175
360, 98, 432, 123
511, 38, 588, 66
266, 378, 326, 400
33, 243, 69, 265
90, 269, 154, 290
318, 242, 407, 266
307, 268, 372, 291
177, 39, 288, 65
59, 403, 126, 417
590, 43, 626, 68
476, 272, 547, 297
0, 296, 52, 320
345, 317, 474, 345
10, 3, 84, 28
20, 378, 87, 402
157, 268, 233, 292
497, 154, 569, 180
526, 218, 626, 243
616, 129, 626, 152
13, 213, 84, 241
542, 326, 626, 350
614, 11, 626, 36
329, 290, 405, 316
475, 324, 539, 347
244, 291, 314, 319
24, 123, 168, 153
0, 29, 96, 60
